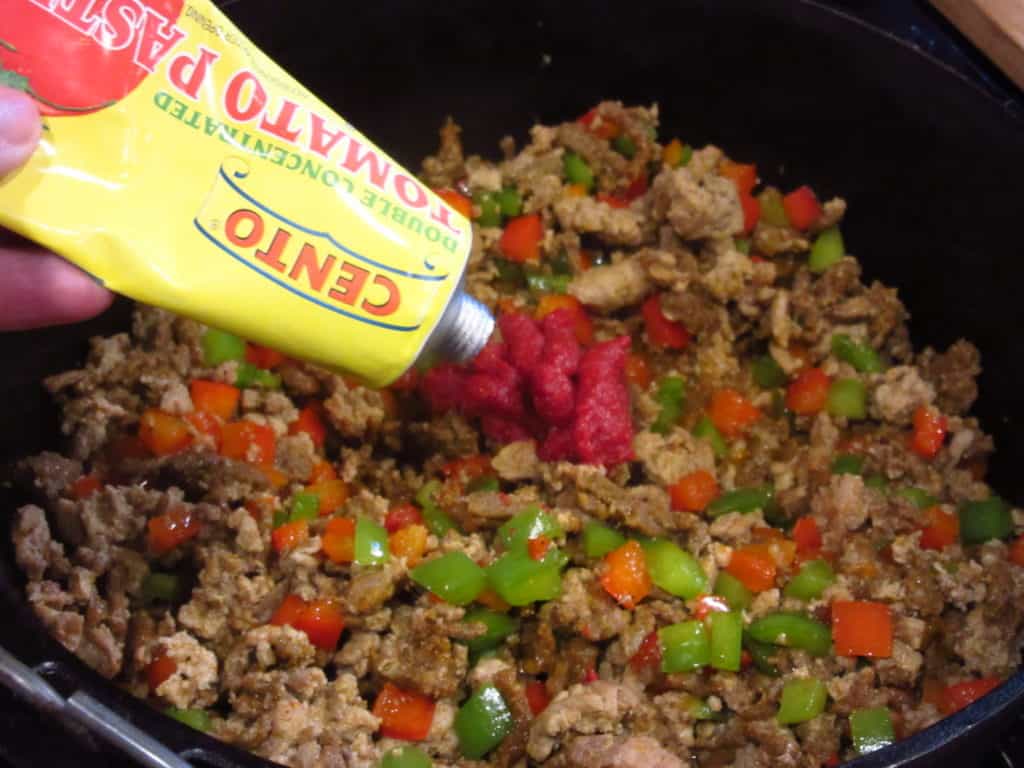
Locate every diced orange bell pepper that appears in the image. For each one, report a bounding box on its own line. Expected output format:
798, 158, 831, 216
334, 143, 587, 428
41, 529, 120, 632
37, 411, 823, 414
385, 503, 424, 533
373, 683, 436, 741
624, 353, 653, 389
1010, 535, 1024, 567
739, 192, 761, 234
189, 379, 240, 420
535, 293, 594, 346
389, 524, 428, 566
578, 107, 620, 139
792, 516, 823, 555
147, 653, 177, 691
692, 593, 730, 621
629, 630, 663, 671
832, 600, 893, 658
292, 598, 345, 650
71, 473, 103, 499
642, 293, 690, 350
726, 544, 777, 592
786, 368, 830, 415
475, 588, 511, 613
527, 535, 551, 561
309, 460, 337, 485
669, 469, 720, 513
919, 506, 959, 550
596, 192, 630, 209
434, 188, 472, 220
499, 213, 543, 263
220, 420, 276, 465
719, 160, 758, 195
289, 403, 327, 448
910, 406, 947, 459
271, 520, 309, 553
321, 517, 356, 564
782, 186, 822, 231
147, 506, 201, 555
139, 409, 193, 456
939, 677, 1002, 715
525, 680, 551, 716
600, 541, 652, 610
709, 389, 761, 438
565, 183, 589, 198
270, 594, 307, 627
306, 478, 349, 516
186, 410, 223, 449
245, 343, 287, 369
662, 138, 686, 167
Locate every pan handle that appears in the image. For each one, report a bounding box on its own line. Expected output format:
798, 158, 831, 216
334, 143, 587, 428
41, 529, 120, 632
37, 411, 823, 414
0, 645, 194, 768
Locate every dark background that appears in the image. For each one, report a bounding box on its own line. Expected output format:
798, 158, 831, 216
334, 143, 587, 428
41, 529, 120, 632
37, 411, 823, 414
1, 1, 1021, 767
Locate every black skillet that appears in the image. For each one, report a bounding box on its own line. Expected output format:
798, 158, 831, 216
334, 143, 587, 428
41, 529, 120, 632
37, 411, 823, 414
1, 0, 1022, 765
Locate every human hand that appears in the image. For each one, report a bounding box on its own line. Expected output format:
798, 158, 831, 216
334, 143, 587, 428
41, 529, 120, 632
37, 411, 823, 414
0, 85, 113, 331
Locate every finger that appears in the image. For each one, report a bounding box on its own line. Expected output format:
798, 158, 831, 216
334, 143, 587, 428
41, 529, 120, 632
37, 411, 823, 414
0, 247, 113, 331
0, 86, 42, 176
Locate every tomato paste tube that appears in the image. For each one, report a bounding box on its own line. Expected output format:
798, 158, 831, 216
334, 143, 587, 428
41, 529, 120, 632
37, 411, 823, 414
0, 0, 491, 386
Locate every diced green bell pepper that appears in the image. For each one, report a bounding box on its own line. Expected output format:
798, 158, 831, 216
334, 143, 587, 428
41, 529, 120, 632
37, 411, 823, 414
497, 508, 563, 553
612, 134, 637, 158
747, 612, 832, 656
830, 454, 864, 476
783, 559, 836, 601
165, 707, 212, 732
897, 487, 937, 509
289, 492, 320, 522
355, 517, 389, 565
714, 570, 753, 611
142, 572, 182, 603
659, 620, 711, 674
487, 551, 563, 606
549, 250, 573, 276
752, 355, 787, 389
734, 237, 751, 254
864, 474, 888, 490
236, 362, 281, 389
958, 497, 1012, 545
757, 187, 789, 227
777, 677, 828, 724
467, 475, 500, 493
743, 633, 781, 676
496, 187, 523, 217
583, 522, 626, 558
831, 333, 884, 374
410, 552, 486, 605
455, 685, 513, 759
494, 258, 526, 288
709, 611, 743, 672
416, 480, 456, 536
473, 190, 502, 227
526, 272, 571, 295
643, 539, 708, 599
826, 378, 867, 419
380, 746, 432, 768
201, 328, 246, 366
563, 152, 594, 191
272, 509, 288, 528
693, 416, 728, 459
650, 376, 686, 435
808, 227, 844, 273
707, 486, 774, 518
850, 706, 895, 754
463, 609, 519, 653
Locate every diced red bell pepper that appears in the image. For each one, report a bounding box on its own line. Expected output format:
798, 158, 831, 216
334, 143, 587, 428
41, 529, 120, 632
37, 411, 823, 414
726, 545, 777, 592
525, 680, 551, 716
642, 293, 690, 350
386, 503, 424, 533
535, 294, 594, 346
910, 406, 947, 459
600, 541, 651, 610
289, 403, 327, 448
272, 520, 309, 553
71, 473, 103, 499
792, 516, 823, 554
719, 160, 758, 195
669, 469, 720, 513
693, 593, 730, 621
147, 653, 177, 691
624, 353, 652, 389
292, 598, 345, 650
782, 186, 822, 231
139, 409, 193, 456
709, 389, 761, 438
1010, 535, 1024, 567
220, 420, 276, 465
578, 107, 621, 139
372, 683, 436, 741
245, 343, 287, 369
147, 506, 201, 555
527, 535, 551, 561
596, 192, 630, 209
786, 368, 830, 415
186, 410, 223, 449
441, 454, 492, 486
270, 594, 308, 627
189, 379, 240, 421
623, 174, 649, 201
939, 678, 1002, 715
499, 214, 543, 263
919, 506, 959, 550
739, 193, 761, 234
629, 630, 663, 671
322, 517, 356, 564
434, 188, 473, 220
832, 600, 893, 658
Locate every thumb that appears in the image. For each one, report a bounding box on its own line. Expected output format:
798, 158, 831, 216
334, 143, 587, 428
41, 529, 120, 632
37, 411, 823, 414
0, 86, 42, 176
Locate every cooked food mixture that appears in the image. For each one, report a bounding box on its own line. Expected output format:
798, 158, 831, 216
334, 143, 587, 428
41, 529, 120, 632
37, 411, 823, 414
12, 102, 1024, 768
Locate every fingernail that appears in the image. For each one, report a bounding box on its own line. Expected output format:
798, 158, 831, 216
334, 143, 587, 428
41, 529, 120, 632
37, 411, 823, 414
0, 85, 41, 153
